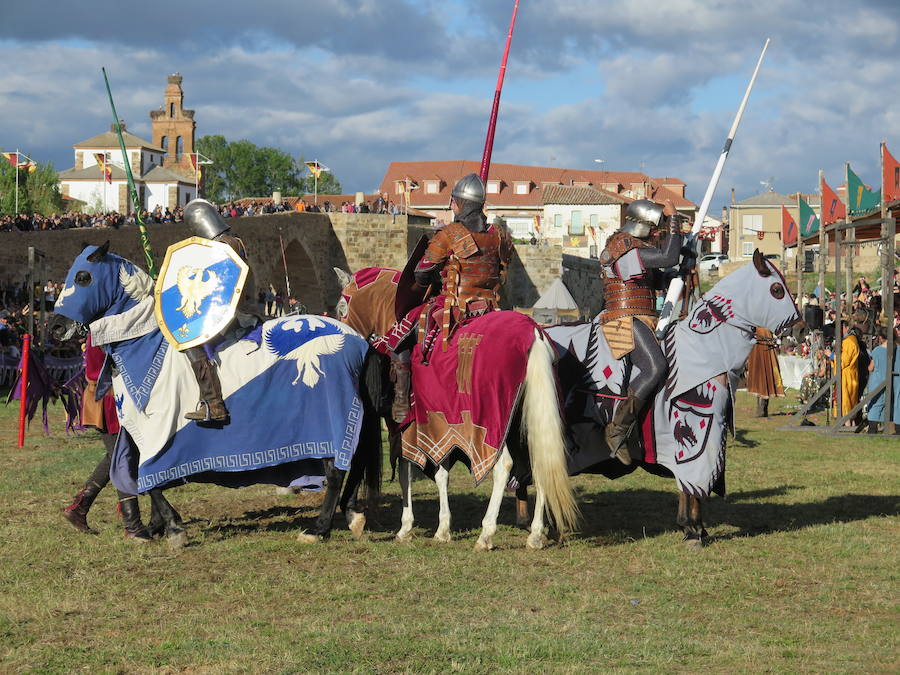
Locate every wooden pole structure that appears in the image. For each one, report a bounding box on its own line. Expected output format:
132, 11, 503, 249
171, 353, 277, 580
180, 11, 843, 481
880, 142, 896, 434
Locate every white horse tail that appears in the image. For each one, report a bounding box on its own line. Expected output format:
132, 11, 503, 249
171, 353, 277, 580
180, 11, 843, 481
522, 329, 579, 533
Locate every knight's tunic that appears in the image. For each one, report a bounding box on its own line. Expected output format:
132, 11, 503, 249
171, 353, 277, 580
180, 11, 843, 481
598, 231, 656, 325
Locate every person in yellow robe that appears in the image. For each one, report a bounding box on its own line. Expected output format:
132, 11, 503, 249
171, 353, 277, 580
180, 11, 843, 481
831, 321, 860, 424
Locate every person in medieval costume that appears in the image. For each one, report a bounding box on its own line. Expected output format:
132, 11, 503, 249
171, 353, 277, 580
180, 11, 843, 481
745, 326, 784, 417
599, 198, 682, 464
372, 173, 512, 422
62, 335, 152, 541
181, 198, 257, 422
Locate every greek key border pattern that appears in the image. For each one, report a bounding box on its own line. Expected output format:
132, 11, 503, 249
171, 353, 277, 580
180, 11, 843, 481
137, 440, 335, 491
112, 340, 168, 411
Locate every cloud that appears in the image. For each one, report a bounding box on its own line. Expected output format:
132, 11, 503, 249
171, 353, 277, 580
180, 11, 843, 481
2, 0, 900, 208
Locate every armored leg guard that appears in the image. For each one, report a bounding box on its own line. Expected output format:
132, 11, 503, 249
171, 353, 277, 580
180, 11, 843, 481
390, 352, 411, 423
117, 494, 152, 542
63, 479, 105, 534
184, 350, 229, 422
605, 390, 645, 466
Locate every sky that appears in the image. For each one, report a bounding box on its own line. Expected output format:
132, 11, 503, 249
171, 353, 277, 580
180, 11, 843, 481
2, 0, 899, 208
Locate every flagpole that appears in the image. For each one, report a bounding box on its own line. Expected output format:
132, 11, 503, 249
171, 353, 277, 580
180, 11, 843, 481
656, 38, 771, 336
879, 142, 895, 434
101, 68, 157, 278
314, 160, 319, 206
479, 0, 520, 183
15, 149, 19, 216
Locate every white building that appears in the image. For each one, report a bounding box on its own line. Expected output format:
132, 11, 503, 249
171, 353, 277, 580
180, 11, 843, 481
540, 184, 631, 259
58, 125, 197, 213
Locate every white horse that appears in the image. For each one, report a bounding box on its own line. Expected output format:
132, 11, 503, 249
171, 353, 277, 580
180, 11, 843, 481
336, 267, 578, 550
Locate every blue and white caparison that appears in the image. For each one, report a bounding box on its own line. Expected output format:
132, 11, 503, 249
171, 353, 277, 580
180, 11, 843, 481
54, 243, 370, 494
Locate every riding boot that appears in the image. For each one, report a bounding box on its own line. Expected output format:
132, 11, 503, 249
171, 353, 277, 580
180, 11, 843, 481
390, 352, 411, 423
867, 420, 879, 434
184, 357, 229, 422
62, 480, 104, 534
605, 390, 644, 466
117, 495, 152, 542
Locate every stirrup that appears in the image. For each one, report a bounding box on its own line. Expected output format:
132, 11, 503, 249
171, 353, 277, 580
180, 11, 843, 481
185, 401, 228, 422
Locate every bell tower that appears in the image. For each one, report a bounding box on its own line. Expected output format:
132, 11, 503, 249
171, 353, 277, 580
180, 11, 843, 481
150, 73, 196, 176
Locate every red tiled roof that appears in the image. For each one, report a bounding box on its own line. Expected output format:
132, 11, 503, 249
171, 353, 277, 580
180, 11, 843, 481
379, 160, 696, 210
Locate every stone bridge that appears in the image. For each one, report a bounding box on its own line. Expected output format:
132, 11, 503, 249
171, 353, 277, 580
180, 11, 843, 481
0, 213, 601, 318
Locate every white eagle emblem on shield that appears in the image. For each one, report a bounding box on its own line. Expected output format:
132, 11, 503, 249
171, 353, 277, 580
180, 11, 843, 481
154, 237, 249, 351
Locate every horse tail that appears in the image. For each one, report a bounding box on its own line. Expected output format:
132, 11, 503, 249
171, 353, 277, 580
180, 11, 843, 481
522, 330, 579, 533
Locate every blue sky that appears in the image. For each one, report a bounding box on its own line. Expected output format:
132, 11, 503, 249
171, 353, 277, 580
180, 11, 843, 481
1, 0, 899, 207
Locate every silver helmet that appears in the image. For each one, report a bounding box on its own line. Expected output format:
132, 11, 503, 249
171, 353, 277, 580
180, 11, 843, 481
621, 199, 665, 239
184, 198, 230, 240
451, 173, 486, 205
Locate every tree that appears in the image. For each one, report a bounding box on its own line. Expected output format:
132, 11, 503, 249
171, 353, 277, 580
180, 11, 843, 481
0, 154, 64, 216
195, 135, 321, 203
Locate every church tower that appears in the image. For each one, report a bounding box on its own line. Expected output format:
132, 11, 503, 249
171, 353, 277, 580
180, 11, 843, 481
150, 73, 196, 177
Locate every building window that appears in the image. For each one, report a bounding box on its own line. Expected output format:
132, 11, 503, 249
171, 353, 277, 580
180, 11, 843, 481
589, 213, 598, 229
487, 180, 500, 194
161, 136, 168, 154
554, 213, 563, 229
742, 213, 763, 234
176, 137, 183, 160
425, 181, 439, 194
570, 210, 584, 235
170, 102, 175, 117
515, 182, 530, 195
742, 241, 753, 257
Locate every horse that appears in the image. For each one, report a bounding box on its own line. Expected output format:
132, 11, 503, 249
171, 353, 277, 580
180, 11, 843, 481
538, 249, 801, 546
335, 267, 578, 550
51, 242, 383, 547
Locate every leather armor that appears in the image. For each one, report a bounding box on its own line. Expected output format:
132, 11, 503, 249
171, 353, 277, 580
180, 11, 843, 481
599, 231, 656, 324
421, 221, 511, 312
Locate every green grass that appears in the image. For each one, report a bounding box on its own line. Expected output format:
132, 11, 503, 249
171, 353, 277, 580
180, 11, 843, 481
0, 391, 897, 673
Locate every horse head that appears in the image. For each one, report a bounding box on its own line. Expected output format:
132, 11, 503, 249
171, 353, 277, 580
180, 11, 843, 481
334, 267, 400, 339
51, 242, 154, 338
702, 249, 800, 337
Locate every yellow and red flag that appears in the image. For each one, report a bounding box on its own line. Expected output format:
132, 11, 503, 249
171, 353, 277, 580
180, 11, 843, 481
94, 153, 112, 183
3, 152, 36, 172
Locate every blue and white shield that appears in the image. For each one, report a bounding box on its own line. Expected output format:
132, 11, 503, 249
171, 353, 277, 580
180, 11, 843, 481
154, 236, 249, 351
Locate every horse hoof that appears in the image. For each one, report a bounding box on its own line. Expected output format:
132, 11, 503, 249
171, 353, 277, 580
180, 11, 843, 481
395, 531, 413, 543
433, 530, 452, 543
296, 531, 323, 544
526, 534, 545, 550
473, 538, 493, 552
684, 537, 704, 550
348, 513, 366, 539
167, 530, 188, 550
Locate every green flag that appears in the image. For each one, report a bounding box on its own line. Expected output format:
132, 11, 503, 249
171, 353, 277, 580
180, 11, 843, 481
799, 196, 819, 237
847, 165, 881, 215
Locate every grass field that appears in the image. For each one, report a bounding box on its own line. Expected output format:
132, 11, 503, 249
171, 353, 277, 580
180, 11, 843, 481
0, 390, 897, 673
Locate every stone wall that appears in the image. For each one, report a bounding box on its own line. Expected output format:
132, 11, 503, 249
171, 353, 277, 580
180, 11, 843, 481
0, 213, 602, 319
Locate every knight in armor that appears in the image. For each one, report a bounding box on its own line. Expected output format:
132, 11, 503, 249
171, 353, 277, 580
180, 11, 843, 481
181, 198, 255, 423
599, 198, 682, 464
375, 173, 511, 422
